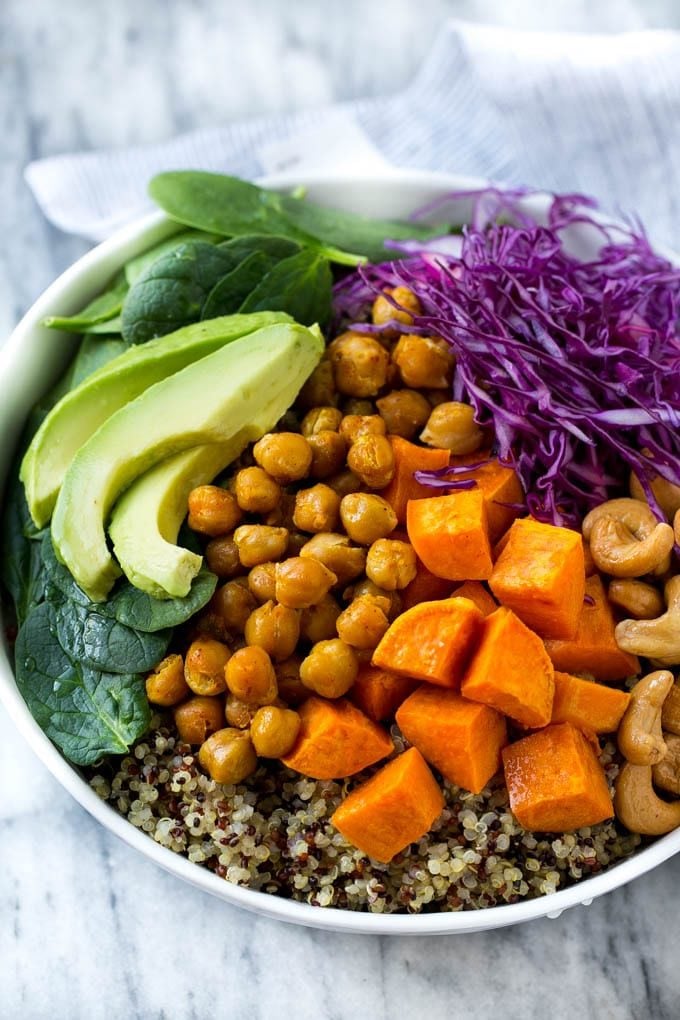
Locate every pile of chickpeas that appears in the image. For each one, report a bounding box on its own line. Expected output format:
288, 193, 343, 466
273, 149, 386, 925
145, 287, 486, 785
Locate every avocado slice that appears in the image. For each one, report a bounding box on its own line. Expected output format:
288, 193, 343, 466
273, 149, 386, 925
21, 311, 290, 528
51, 321, 324, 602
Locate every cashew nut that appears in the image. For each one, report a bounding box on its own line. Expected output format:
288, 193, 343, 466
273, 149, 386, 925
661, 682, 680, 736
607, 579, 665, 620
630, 469, 680, 521
653, 733, 680, 795
587, 515, 674, 578
582, 498, 658, 541
617, 669, 673, 764
615, 578, 680, 666
614, 763, 680, 835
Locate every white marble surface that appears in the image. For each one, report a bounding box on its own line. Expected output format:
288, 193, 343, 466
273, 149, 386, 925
3, 1, 680, 1017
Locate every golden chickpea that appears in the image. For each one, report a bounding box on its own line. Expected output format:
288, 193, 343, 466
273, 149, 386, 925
225, 693, 258, 729
347, 434, 395, 489
225, 645, 278, 704
372, 286, 422, 332
248, 563, 277, 603
275, 655, 308, 705
204, 536, 241, 578
328, 331, 390, 397
187, 485, 242, 537
301, 406, 343, 436
306, 430, 347, 479
299, 533, 367, 585
234, 466, 282, 514
339, 414, 386, 446
366, 538, 418, 591
339, 492, 398, 545
293, 484, 341, 533
198, 728, 258, 784
263, 491, 296, 530
300, 639, 359, 698
348, 578, 403, 620
299, 593, 342, 644
336, 595, 390, 649
250, 705, 301, 758
420, 401, 484, 454
145, 653, 190, 707
174, 696, 225, 745
327, 469, 363, 497
253, 432, 313, 484
376, 389, 432, 439
275, 556, 337, 609
393, 334, 453, 389
211, 579, 257, 633
244, 600, 301, 661
184, 637, 231, 695
233, 525, 288, 567
297, 358, 338, 410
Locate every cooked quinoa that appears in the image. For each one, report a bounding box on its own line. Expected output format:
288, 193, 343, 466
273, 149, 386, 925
89, 715, 641, 913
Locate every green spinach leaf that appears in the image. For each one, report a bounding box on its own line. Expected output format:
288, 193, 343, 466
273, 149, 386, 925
124, 228, 221, 285
218, 234, 301, 263
201, 251, 270, 320
42, 272, 128, 333
239, 249, 332, 327
67, 335, 129, 387
53, 598, 171, 674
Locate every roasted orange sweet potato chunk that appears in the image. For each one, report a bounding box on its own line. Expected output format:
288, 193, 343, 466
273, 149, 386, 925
461, 606, 555, 727
489, 518, 585, 639
448, 454, 524, 542
450, 580, 497, 617
502, 722, 614, 831
331, 747, 445, 862
551, 670, 630, 733
350, 665, 417, 722
372, 597, 483, 688
401, 554, 453, 610
545, 574, 640, 681
281, 697, 393, 779
380, 436, 449, 524
396, 686, 507, 793
407, 490, 493, 581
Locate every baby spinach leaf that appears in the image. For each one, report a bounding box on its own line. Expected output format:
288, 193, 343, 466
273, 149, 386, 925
15, 602, 150, 765
67, 335, 129, 387
201, 251, 270, 320
102, 567, 218, 632
219, 234, 301, 263
239, 249, 332, 327
42, 273, 128, 333
53, 599, 171, 674
124, 228, 222, 285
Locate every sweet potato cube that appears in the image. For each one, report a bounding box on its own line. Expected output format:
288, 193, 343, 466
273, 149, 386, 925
502, 722, 614, 831
396, 686, 507, 793
461, 606, 555, 727
372, 597, 484, 688
489, 518, 585, 639
551, 671, 631, 733
350, 666, 417, 722
450, 580, 497, 617
545, 575, 640, 681
331, 747, 444, 862
401, 555, 453, 610
407, 490, 493, 581
449, 455, 524, 542
281, 697, 393, 779
380, 437, 449, 524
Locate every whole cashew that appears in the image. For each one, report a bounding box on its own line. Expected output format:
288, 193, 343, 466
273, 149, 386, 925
608, 579, 665, 620
614, 763, 680, 835
616, 578, 680, 666
652, 733, 680, 795
662, 683, 680, 736
582, 498, 659, 541
630, 470, 680, 521
617, 669, 673, 764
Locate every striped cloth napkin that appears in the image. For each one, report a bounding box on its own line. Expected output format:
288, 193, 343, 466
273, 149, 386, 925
25, 19, 680, 247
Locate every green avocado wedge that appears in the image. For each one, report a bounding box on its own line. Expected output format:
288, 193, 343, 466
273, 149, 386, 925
51, 321, 325, 602
21, 311, 291, 528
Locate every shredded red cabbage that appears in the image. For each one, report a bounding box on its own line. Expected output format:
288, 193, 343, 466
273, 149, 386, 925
333, 191, 680, 527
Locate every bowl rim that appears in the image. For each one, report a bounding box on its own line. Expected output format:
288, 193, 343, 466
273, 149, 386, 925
2, 165, 679, 935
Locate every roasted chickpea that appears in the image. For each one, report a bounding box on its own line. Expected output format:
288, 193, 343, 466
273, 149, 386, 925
347, 434, 395, 489
204, 536, 241, 578
248, 563, 277, 603
300, 639, 359, 698
233, 525, 289, 567
253, 432, 313, 484
328, 332, 390, 397
275, 556, 337, 609
145, 653, 190, 706
306, 430, 347, 479
174, 696, 225, 745
244, 600, 301, 661
198, 728, 258, 784
336, 595, 390, 649
299, 533, 367, 585
366, 538, 417, 590
348, 577, 403, 620
339, 414, 386, 446
340, 492, 398, 545
187, 485, 242, 537
299, 593, 342, 644
250, 705, 301, 758
263, 491, 296, 530
234, 466, 282, 514
372, 286, 422, 332
297, 358, 337, 410
275, 655, 308, 705
376, 389, 431, 439
184, 637, 231, 696
327, 469, 363, 497
211, 579, 257, 633
301, 406, 343, 436
225, 645, 278, 704
393, 334, 453, 389
420, 401, 484, 454
225, 693, 258, 729
293, 483, 341, 533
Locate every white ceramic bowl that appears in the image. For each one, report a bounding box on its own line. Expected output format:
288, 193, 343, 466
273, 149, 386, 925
2, 168, 679, 935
